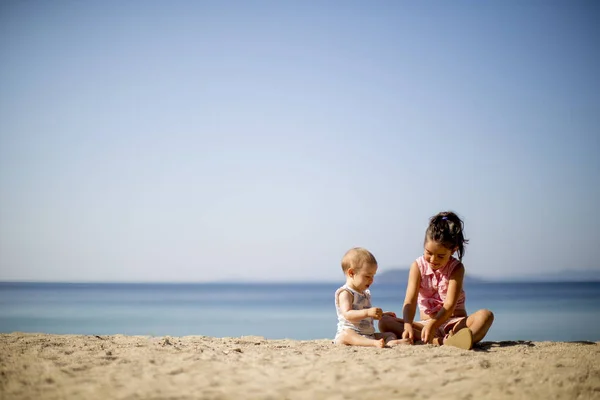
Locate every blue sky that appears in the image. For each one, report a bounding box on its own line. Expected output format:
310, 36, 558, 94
0, 1, 598, 282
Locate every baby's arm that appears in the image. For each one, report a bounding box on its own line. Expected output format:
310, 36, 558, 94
337, 290, 382, 321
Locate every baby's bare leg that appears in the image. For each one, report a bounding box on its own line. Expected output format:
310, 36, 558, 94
336, 330, 385, 348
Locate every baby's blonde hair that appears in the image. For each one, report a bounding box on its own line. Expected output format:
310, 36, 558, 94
341, 247, 377, 274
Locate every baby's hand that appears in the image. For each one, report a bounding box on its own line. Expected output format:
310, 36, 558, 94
367, 307, 383, 320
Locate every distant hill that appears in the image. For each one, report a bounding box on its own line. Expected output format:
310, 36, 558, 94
375, 268, 486, 284
376, 267, 600, 283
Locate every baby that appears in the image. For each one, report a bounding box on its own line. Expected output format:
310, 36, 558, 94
334, 247, 409, 347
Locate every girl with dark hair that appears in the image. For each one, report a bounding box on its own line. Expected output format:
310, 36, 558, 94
378, 211, 494, 349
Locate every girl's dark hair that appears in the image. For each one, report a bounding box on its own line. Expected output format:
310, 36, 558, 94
425, 211, 469, 261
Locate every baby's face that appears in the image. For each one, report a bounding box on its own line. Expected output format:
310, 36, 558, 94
350, 263, 378, 293
423, 239, 454, 269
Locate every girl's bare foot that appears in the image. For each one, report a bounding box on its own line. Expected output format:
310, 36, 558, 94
386, 338, 411, 346
374, 338, 386, 348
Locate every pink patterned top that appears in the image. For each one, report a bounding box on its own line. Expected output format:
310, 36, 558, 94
416, 256, 466, 317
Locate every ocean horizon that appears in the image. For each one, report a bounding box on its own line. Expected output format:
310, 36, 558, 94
1, 281, 599, 342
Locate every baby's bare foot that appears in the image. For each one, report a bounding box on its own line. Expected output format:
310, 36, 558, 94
374, 338, 386, 348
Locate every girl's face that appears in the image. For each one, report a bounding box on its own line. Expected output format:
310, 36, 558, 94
423, 239, 456, 269
348, 263, 378, 293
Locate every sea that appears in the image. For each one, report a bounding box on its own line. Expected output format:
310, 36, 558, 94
1, 281, 599, 342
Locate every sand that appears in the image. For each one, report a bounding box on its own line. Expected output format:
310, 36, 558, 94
1, 333, 599, 400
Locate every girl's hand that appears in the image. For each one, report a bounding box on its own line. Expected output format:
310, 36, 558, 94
367, 307, 383, 320
421, 322, 435, 344
402, 324, 414, 344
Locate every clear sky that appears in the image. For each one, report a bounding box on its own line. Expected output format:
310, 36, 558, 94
0, 1, 598, 282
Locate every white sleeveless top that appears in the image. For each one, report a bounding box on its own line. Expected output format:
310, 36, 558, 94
334, 284, 375, 340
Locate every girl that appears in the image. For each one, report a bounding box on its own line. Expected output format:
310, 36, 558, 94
378, 211, 494, 349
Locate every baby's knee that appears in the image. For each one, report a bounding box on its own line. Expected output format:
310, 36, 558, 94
335, 330, 351, 345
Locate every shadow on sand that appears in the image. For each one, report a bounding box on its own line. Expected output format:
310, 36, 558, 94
474, 340, 597, 352
475, 340, 534, 351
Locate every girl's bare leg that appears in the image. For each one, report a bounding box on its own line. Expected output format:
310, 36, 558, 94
336, 330, 385, 348
377, 315, 405, 337
377, 332, 411, 346
448, 309, 494, 344
378, 315, 423, 342
465, 309, 494, 343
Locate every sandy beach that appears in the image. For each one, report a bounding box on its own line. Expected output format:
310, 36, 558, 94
1, 333, 599, 400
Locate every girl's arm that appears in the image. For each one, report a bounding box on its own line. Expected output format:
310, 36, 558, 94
430, 263, 465, 329
337, 290, 382, 322
402, 261, 421, 325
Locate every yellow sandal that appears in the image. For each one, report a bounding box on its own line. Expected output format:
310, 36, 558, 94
444, 327, 473, 350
